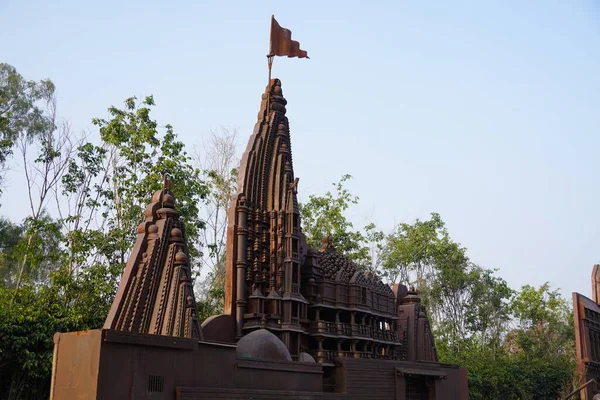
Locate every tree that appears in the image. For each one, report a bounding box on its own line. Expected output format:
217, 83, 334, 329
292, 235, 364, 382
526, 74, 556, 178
300, 174, 382, 268
0, 94, 210, 399
379, 213, 513, 353
507, 283, 575, 362
13, 98, 73, 290
194, 127, 239, 318
0, 218, 23, 286
379, 212, 447, 286
89, 95, 208, 268
0, 64, 55, 193
446, 284, 577, 400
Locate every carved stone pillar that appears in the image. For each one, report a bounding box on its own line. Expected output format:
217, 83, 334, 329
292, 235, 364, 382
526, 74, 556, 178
235, 196, 249, 338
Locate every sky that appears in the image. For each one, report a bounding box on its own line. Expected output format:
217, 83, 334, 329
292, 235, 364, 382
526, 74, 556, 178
1, 0, 600, 299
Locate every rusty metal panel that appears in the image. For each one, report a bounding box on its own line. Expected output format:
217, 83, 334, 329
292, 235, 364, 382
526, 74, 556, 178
50, 330, 102, 400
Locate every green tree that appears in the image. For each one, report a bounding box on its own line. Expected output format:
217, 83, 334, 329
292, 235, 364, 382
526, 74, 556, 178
0, 218, 23, 286
300, 174, 382, 268
507, 283, 575, 363
0, 63, 55, 190
87, 95, 208, 268
447, 284, 577, 400
379, 212, 447, 286
194, 127, 239, 319
13, 106, 73, 290
380, 213, 513, 352
0, 94, 210, 399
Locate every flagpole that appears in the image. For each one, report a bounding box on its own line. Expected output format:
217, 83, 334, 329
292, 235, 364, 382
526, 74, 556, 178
266, 15, 275, 116
267, 55, 274, 83
266, 55, 274, 115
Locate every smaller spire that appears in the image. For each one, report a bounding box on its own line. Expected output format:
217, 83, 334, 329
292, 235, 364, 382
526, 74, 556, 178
320, 231, 336, 253
163, 174, 174, 190
402, 287, 422, 305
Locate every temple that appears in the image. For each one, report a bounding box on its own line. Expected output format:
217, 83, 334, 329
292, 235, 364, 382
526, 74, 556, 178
50, 79, 468, 400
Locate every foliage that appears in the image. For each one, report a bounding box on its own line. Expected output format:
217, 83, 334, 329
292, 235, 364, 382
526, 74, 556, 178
83, 95, 208, 267
0, 218, 24, 286
300, 174, 383, 269
0, 266, 115, 399
193, 127, 239, 320
0, 63, 55, 171
0, 91, 209, 399
440, 283, 577, 400
379, 213, 511, 348
379, 214, 575, 399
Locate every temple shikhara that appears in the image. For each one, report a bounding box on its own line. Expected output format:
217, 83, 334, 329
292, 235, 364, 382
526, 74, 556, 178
50, 79, 469, 399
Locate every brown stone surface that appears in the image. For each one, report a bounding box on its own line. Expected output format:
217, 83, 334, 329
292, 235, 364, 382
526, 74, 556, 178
51, 328, 465, 399
103, 182, 202, 340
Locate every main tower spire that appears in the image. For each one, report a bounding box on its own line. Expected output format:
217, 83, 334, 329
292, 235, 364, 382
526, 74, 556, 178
224, 79, 308, 357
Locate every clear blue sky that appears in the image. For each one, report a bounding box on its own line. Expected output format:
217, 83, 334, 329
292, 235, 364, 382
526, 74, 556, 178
2, 0, 599, 298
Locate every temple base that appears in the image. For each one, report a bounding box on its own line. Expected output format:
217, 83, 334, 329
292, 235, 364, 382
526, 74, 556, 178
50, 329, 467, 400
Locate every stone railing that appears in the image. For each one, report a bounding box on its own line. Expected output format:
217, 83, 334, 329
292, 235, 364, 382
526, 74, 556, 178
371, 329, 397, 342
351, 324, 371, 337
310, 349, 397, 363
309, 321, 398, 342
309, 320, 337, 335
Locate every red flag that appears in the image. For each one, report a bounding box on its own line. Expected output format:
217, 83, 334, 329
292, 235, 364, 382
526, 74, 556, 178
269, 16, 309, 59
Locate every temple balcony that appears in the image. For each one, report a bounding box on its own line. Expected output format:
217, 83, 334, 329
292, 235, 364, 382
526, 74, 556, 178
309, 350, 397, 364
308, 320, 398, 342
308, 320, 353, 336
309, 320, 338, 336
351, 324, 371, 338
371, 329, 398, 342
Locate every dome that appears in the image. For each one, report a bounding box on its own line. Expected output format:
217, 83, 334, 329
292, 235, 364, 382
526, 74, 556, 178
298, 352, 316, 363
236, 329, 292, 362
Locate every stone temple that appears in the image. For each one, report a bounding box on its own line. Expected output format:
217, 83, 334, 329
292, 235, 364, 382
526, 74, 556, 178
50, 79, 469, 399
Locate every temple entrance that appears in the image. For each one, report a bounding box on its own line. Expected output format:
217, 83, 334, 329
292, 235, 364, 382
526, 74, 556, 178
405, 376, 433, 400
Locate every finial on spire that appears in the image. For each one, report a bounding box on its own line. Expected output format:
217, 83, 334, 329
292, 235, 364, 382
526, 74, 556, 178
163, 174, 173, 190
320, 231, 335, 252
266, 79, 287, 115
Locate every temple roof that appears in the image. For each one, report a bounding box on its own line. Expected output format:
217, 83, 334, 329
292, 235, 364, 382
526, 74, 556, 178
317, 238, 394, 296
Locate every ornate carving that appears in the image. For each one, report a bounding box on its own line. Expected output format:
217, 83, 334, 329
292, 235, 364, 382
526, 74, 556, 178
224, 78, 307, 349
104, 180, 203, 340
